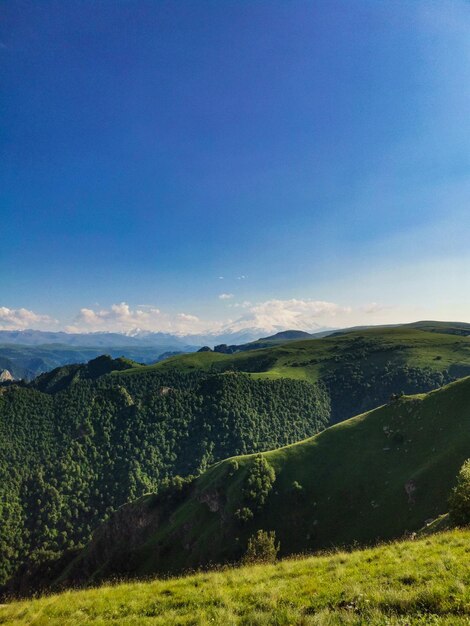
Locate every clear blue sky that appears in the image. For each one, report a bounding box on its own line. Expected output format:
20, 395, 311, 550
1, 0, 470, 335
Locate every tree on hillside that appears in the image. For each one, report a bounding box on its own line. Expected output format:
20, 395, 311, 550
243, 455, 276, 509
449, 459, 470, 525
242, 529, 280, 565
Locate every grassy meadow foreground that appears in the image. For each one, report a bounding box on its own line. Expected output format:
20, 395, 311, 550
2, 529, 470, 625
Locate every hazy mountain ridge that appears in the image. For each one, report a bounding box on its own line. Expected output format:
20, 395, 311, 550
0, 329, 196, 348
5, 321, 465, 380
0, 326, 335, 379
0, 325, 336, 349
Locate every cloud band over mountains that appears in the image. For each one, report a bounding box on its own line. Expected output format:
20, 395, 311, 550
0, 298, 393, 338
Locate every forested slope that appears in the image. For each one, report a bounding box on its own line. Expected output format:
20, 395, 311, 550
0, 358, 329, 589
60, 377, 470, 587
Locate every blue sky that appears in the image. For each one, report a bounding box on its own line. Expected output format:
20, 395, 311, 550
1, 0, 470, 335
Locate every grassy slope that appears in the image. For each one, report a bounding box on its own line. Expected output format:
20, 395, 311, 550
3, 529, 470, 625
116, 325, 470, 384
62, 376, 470, 585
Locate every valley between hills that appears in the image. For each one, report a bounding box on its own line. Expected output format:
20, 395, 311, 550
2, 322, 470, 624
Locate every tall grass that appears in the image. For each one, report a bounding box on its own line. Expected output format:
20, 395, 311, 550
2, 529, 470, 625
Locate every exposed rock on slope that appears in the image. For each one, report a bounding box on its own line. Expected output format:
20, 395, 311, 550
0, 369, 13, 382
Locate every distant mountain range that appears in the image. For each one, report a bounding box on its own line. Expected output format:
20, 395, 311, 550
2, 322, 469, 380
0, 326, 338, 349
0, 329, 196, 348
0, 327, 339, 379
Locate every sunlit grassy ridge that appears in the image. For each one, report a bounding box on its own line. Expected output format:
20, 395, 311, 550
118, 325, 470, 384
115, 325, 470, 424
2, 529, 470, 625
61, 376, 470, 587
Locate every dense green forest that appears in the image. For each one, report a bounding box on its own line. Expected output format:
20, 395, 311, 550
0, 357, 329, 589
323, 354, 451, 422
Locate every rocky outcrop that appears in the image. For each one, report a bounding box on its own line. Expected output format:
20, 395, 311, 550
198, 489, 222, 512
0, 369, 13, 383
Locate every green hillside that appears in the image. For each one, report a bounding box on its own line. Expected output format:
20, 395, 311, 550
2, 529, 470, 624
122, 324, 470, 422
136, 324, 470, 381
0, 362, 328, 591
62, 376, 470, 587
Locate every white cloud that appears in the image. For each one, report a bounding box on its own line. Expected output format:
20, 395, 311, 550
0, 306, 56, 330
362, 302, 387, 315
176, 313, 200, 322
65, 298, 355, 336
66, 302, 207, 334
0, 297, 402, 338
224, 299, 352, 333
